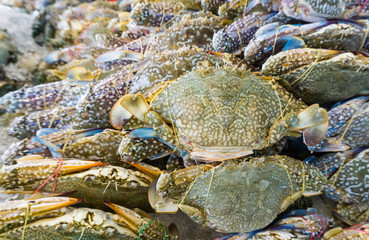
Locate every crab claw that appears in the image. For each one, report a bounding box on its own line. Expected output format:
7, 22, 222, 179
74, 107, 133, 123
105, 201, 176, 239
0, 196, 82, 228
0, 157, 108, 186
17, 158, 108, 173
148, 179, 179, 213
110, 96, 133, 129
289, 105, 329, 146
120, 93, 150, 122
104, 202, 143, 231
303, 122, 329, 146
277, 36, 306, 52
54, 159, 108, 174
122, 160, 162, 181
20, 196, 82, 217
311, 141, 350, 152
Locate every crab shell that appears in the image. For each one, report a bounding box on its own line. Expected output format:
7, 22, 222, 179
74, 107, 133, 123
120, 67, 328, 162
1, 200, 175, 240
179, 155, 326, 233
262, 49, 369, 105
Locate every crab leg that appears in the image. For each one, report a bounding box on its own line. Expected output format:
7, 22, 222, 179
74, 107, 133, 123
0, 196, 81, 233
0, 157, 107, 188
105, 202, 173, 239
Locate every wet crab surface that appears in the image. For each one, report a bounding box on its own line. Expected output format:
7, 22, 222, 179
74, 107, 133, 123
2, 0, 369, 239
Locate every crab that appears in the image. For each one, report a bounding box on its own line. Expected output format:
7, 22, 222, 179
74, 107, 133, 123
306, 148, 369, 204
309, 96, 369, 152
212, 12, 275, 54
77, 46, 242, 130
242, 21, 331, 67
0, 196, 82, 235
112, 67, 328, 162
0, 156, 154, 211
146, 155, 326, 233
130, 1, 186, 27
301, 21, 369, 51
261, 49, 369, 105
0, 197, 176, 239
0, 79, 90, 114
0, 156, 107, 188
146, 11, 224, 53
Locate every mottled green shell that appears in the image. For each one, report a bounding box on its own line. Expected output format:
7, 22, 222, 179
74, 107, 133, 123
180, 155, 326, 232
275, 52, 369, 105
128, 46, 242, 94
303, 23, 368, 51
148, 12, 223, 52
151, 67, 304, 150
28, 166, 152, 211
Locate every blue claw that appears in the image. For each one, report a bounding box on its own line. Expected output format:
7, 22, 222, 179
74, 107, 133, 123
278, 36, 306, 51
32, 136, 63, 159
129, 128, 158, 139
129, 128, 176, 149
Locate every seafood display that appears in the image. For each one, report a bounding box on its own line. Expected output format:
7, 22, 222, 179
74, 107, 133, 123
0, 0, 369, 239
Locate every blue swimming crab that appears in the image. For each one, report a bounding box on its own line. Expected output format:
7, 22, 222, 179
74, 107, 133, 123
78, 47, 242, 130
0, 196, 81, 236
0, 156, 154, 211
146, 155, 326, 233
261, 49, 369, 105
0, 196, 175, 239
112, 67, 328, 162
0, 79, 90, 114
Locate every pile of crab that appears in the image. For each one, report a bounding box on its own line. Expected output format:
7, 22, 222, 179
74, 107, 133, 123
0, 0, 369, 239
